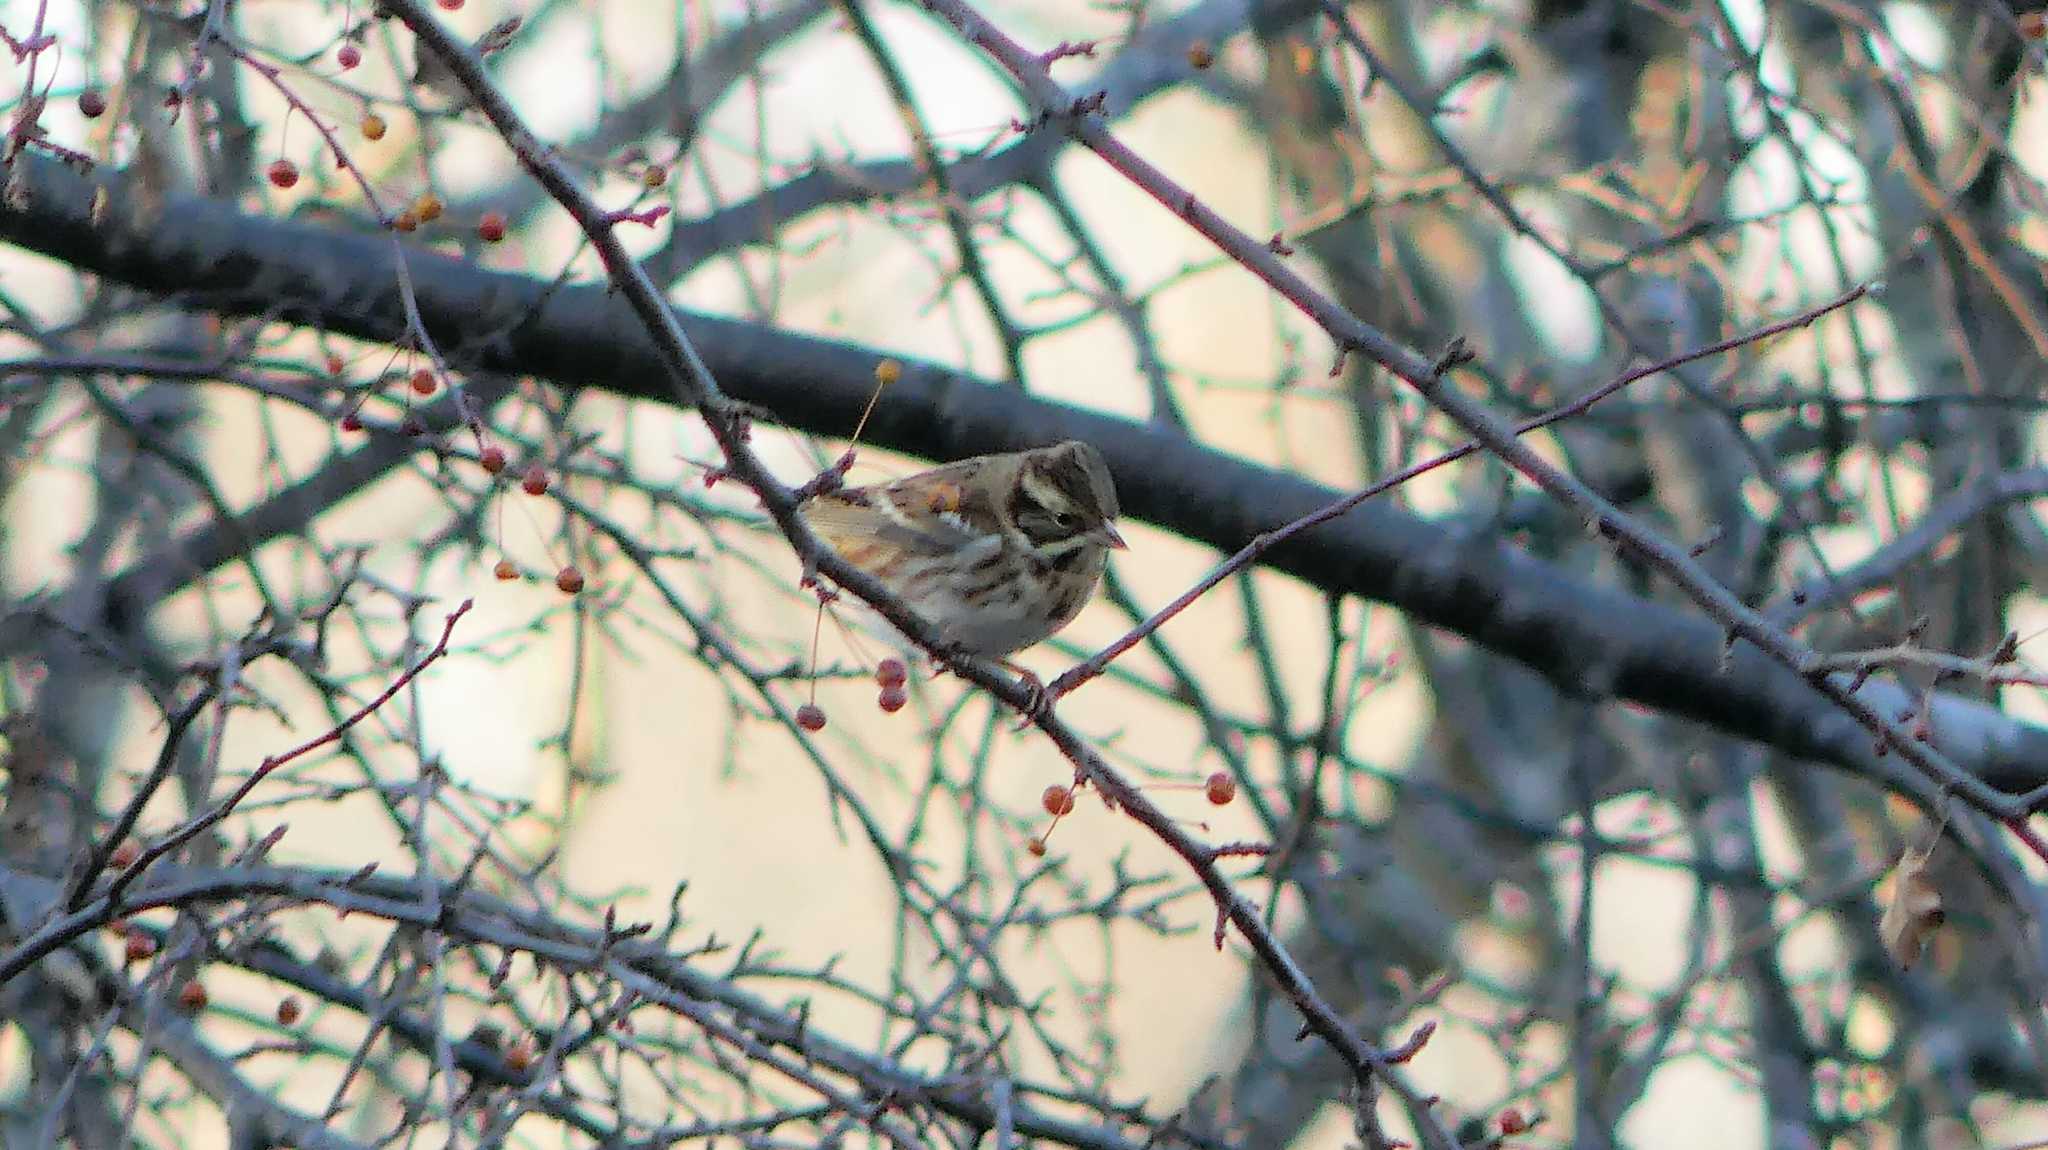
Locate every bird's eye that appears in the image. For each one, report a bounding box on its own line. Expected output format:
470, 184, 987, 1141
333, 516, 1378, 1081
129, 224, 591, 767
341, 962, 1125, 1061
1048, 510, 1076, 529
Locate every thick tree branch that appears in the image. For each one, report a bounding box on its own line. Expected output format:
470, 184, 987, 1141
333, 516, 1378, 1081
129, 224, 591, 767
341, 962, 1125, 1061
0, 149, 2044, 800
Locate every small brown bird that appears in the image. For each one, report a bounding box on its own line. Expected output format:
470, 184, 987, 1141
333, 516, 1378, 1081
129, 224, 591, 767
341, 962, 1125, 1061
801, 441, 1126, 658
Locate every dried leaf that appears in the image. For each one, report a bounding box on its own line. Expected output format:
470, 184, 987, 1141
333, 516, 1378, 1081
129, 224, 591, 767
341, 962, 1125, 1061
1880, 843, 1946, 969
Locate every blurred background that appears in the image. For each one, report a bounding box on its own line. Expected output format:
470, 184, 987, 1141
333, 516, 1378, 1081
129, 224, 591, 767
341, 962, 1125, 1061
4, 1, 2048, 1147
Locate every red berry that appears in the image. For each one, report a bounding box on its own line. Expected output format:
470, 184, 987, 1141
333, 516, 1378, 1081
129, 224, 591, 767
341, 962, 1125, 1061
78, 88, 107, 118
340, 411, 364, 433
795, 703, 826, 732
337, 43, 362, 70
124, 932, 155, 962
477, 210, 507, 243
267, 158, 299, 189
277, 996, 303, 1025
877, 685, 907, 713
555, 565, 585, 594
325, 352, 346, 375
109, 839, 140, 868
504, 1038, 534, 1072
1498, 1108, 1530, 1135
1204, 771, 1237, 806
520, 465, 549, 496
492, 559, 517, 581
875, 657, 908, 688
1042, 785, 1075, 816
479, 445, 506, 474
177, 980, 208, 1012
1026, 838, 1047, 857
410, 367, 437, 395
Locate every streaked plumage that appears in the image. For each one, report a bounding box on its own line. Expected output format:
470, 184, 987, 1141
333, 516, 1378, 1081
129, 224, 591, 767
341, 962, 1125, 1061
802, 440, 1126, 657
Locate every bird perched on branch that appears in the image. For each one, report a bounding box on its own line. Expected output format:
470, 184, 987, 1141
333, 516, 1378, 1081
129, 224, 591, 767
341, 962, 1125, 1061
800, 440, 1126, 661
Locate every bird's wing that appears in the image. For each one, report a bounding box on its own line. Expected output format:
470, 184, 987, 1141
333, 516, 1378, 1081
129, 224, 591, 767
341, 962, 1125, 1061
802, 461, 1000, 555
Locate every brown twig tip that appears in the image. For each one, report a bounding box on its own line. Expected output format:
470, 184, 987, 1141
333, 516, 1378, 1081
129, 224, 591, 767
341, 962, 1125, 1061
794, 450, 857, 502
1267, 232, 1295, 255
1385, 1019, 1436, 1063
0, 28, 57, 58
604, 204, 670, 229
1037, 39, 1097, 65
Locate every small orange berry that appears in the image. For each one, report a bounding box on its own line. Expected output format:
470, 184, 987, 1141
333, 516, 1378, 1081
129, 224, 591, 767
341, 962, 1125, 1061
1042, 785, 1075, 817
520, 465, 549, 496
1026, 837, 1047, 857
1187, 40, 1215, 69
479, 445, 507, 474
361, 112, 387, 141
1204, 771, 1236, 806
874, 359, 902, 387
555, 565, 585, 594
477, 210, 507, 243
391, 209, 419, 233
267, 159, 299, 189
641, 164, 667, 189
492, 559, 518, 581
277, 996, 303, 1025
413, 192, 444, 223
795, 703, 826, 732
177, 979, 208, 1012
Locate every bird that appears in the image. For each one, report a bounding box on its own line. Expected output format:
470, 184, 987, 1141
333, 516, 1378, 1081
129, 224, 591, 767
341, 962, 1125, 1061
800, 440, 1126, 663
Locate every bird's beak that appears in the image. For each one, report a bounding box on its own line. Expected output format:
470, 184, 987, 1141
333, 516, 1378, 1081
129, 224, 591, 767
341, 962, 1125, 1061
1097, 523, 1128, 550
